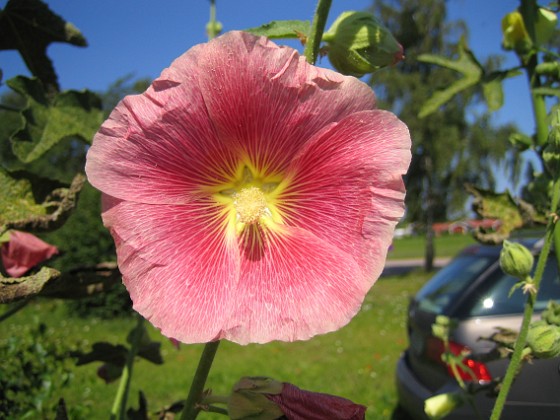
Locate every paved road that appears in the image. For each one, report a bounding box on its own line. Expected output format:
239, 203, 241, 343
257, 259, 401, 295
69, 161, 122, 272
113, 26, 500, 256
381, 257, 451, 277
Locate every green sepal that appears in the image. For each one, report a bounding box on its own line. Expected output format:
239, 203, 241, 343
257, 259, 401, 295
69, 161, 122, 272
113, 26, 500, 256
228, 377, 284, 420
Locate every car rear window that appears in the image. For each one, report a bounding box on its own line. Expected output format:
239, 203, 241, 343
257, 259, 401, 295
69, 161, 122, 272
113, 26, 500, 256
415, 254, 496, 314
464, 256, 560, 317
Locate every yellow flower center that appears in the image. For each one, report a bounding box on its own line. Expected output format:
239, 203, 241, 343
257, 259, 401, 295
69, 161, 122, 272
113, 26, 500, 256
232, 186, 269, 224
206, 161, 290, 237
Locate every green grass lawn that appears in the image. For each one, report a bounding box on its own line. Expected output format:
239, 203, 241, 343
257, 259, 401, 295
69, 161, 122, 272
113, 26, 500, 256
388, 234, 477, 260
0, 270, 431, 420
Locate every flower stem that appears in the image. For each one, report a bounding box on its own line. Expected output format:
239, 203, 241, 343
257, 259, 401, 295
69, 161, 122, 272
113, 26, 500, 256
520, 0, 548, 146
110, 314, 145, 420
207, 0, 218, 40
180, 340, 221, 420
490, 178, 560, 420
303, 0, 333, 64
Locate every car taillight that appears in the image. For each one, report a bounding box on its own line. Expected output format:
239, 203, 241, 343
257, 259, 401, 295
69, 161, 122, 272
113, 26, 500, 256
426, 336, 492, 383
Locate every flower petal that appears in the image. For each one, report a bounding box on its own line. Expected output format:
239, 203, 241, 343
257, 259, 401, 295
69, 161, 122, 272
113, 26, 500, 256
222, 226, 366, 344
86, 44, 236, 205
267, 383, 366, 420
103, 200, 240, 343
281, 110, 410, 277
195, 31, 377, 174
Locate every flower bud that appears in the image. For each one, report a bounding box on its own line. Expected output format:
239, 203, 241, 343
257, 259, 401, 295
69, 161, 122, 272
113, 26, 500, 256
424, 392, 465, 420
542, 301, 560, 326
1, 230, 59, 277
526, 321, 560, 359
499, 240, 534, 279
501, 11, 532, 54
322, 11, 404, 77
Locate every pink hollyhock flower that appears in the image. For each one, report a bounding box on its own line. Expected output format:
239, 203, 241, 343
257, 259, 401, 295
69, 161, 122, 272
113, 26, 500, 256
1, 230, 59, 277
85, 31, 411, 344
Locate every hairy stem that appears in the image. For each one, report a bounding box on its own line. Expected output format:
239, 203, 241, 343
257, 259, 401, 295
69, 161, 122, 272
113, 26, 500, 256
303, 0, 332, 64
180, 340, 221, 420
490, 179, 560, 419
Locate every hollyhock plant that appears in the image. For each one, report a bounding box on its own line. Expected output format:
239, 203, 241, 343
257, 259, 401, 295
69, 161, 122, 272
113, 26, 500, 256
1, 230, 59, 278
86, 30, 411, 345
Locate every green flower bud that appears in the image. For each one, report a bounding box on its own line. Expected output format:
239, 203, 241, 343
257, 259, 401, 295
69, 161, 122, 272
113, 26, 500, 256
499, 240, 534, 279
424, 392, 465, 420
526, 320, 560, 359
206, 20, 223, 38
322, 11, 404, 77
542, 301, 560, 327
535, 7, 558, 46
501, 11, 532, 54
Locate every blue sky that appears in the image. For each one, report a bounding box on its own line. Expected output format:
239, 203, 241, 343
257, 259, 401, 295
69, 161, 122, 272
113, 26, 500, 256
0, 0, 536, 134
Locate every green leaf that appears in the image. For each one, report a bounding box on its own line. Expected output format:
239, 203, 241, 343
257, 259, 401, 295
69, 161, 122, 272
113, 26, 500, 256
0, 167, 49, 232
481, 69, 523, 112
0, 267, 60, 304
73, 342, 128, 366
7, 76, 103, 163
0, 168, 85, 234
482, 80, 504, 112
418, 37, 483, 118
126, 323, 164, 365
127, 392, 149, 420
0, 0, 87, 92
245, 20, 310, 39
465, 184, 544, 244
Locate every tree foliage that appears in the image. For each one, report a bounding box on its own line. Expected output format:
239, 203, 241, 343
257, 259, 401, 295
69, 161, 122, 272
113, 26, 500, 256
369, 0, 517, 223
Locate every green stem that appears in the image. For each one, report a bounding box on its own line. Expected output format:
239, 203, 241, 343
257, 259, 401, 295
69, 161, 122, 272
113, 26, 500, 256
490, 178, 560, 420
207, 0, 218, 40
180, 340, 221, 420
110, 314, 145, 420
520, 0, 548, 146
303, 0, 333, 64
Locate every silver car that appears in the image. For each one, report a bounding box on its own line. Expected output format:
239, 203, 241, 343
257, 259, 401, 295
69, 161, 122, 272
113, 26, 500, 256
395, 239, 560, 419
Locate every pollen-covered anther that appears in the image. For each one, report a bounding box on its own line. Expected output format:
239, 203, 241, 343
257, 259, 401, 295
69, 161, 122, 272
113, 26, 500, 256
232, 186, 269, 224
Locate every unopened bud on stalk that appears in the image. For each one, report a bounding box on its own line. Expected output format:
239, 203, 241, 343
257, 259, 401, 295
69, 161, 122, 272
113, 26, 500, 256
501, 11, 532, 54
322, 11, 404, 77
526, 321, 560, 359
499, 240, 534, 279
543, 301, 560, 326
424, 392, 465, 420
